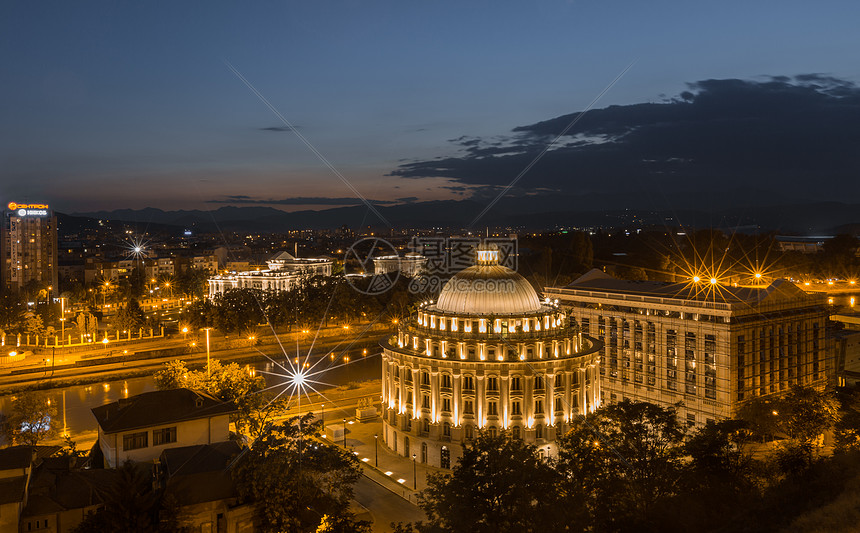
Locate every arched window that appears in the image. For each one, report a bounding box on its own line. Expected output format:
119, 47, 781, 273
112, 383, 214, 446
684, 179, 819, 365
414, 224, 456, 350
443, 422, 451, 436
535, 424, 544, 439
404, 436, 410, 456
422, 418, 431, 432
512, 426, 521, 439
464, 425, 473, 440
421, 442, 428, 463
488, 426, 498, 438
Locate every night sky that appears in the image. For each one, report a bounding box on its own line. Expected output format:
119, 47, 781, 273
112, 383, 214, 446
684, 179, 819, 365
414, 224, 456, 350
2, 1, 859, 213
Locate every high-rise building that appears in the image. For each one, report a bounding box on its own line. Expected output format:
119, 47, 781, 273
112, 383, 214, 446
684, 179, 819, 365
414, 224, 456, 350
545, 269, 832, 426
381, 248, 602, 468
1, 202, 58, 296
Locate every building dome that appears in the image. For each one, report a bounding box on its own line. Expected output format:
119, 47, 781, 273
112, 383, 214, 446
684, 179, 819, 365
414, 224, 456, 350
433, 248, 543, 315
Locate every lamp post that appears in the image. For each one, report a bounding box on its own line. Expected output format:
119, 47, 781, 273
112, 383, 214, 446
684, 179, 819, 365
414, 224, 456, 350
202, 327, 213, 376
412, 453, 417, 490
342, 418, 347, 448
59, 297, 66, 347
321, 404, 325, 424
374, 434, 379, 467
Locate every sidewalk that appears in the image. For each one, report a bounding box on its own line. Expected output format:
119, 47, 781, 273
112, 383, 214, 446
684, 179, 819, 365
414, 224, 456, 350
317, 404, 443, 504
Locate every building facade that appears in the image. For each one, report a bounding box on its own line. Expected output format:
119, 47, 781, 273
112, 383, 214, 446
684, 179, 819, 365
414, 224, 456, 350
207, 251, 332, 298
1, 202, 57, 295
545, 269, 831, 426
381, 248, 602, 468
373, 252, 427, 277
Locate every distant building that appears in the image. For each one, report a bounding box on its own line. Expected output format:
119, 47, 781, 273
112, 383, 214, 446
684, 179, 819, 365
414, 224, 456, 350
1, 202, 57, 295
545, 269, 832, 426
91, 388, 236, 468
373, 252, 427, 277
775, 236, 828, 254
207, 251, 333, 298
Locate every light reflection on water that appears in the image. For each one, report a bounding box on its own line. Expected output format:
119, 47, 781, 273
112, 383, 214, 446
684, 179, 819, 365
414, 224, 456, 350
0, 352, 378, 441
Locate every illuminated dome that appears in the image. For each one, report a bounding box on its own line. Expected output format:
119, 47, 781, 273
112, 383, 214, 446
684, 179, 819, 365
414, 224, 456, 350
433, 248, 544, 315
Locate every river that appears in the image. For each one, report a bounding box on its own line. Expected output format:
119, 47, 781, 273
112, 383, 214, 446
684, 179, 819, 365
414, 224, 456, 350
0, 349, 381, 446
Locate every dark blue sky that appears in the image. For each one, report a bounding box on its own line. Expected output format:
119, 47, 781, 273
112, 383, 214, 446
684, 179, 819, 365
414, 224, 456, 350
2, 1, 859, 212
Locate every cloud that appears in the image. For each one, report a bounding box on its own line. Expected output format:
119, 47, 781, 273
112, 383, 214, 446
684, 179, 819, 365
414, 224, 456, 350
206, 196, 402, 206
259, 126, 297, 132
389, 75, 860, 203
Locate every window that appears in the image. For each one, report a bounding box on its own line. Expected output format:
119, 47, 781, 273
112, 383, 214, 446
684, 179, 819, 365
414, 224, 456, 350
441, 373, 452, 388
535, 424, 544, 439
442, 398, 451, 412
465, 425, 473, 439
422, 394, 430, 408
555, 397, 563, 412
512, 426, 521, 439
422, 418, 430, 432
153, 427, 177, 446
464, 400, 474, 414
511, 376, 521, 391
534, 375, 544, 390
535, 400, 543, 414
488, 426, 498, 437
443, 422, 451, 436
421, 372, 430, 385
463, 375, 474, 391
487, 377, 499, 391
511, 401, 521, 415
123, 431, 148, 451
555, 374, 564, 388
488, 401, 498, 416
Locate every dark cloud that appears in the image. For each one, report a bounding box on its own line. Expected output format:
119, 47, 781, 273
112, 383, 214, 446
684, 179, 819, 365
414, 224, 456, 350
207, 196, 399, 206
259, 126, 297, 132
395, 196, 419, 203
390, 75, 860, 204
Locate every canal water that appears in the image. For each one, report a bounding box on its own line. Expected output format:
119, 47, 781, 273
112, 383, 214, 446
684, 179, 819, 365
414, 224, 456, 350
0, 350, 380, 444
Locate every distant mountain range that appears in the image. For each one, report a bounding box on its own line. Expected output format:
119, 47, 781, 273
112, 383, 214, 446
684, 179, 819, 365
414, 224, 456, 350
68, 192, 860, 235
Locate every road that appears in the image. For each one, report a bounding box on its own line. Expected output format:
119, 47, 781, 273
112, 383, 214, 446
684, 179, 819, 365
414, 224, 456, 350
353, 475, 425, 532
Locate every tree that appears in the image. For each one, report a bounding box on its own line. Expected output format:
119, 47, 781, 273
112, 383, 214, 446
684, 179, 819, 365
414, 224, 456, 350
740, 385, 840, 458
1, 391, 59, 446
111, 298, 148, 332
154, 359, 279, 439
419, 431, 565, 533
0, 290, 25, 332
233, 414, 366, 533
214, 289, 264, 333
556, 400, 686, 531
834, 385, 860, 452
71, 461, 185, 533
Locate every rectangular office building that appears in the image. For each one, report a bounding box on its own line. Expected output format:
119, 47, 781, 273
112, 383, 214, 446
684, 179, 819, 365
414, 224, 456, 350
545, 269, 831, 425
1, 202, 58, 296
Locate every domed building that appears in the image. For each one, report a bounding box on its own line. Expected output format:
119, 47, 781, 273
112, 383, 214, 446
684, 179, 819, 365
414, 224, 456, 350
380, 247, 603, 468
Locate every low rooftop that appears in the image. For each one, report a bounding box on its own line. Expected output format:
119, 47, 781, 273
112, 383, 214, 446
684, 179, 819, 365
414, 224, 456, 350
91, 388, 236, 434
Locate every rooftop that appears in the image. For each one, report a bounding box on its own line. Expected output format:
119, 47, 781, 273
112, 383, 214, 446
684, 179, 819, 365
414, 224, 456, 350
91, 388, 236, 434
551, 269, 821, 307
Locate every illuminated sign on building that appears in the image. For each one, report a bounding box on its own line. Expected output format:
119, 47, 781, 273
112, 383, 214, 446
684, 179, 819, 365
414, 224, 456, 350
7, 202, 49, 217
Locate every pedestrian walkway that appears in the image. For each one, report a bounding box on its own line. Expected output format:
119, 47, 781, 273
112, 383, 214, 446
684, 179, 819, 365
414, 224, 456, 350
320, 413, 442, 506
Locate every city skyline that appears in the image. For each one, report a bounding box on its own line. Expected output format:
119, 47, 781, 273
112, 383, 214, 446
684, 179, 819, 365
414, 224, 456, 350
3, 1, 860, 215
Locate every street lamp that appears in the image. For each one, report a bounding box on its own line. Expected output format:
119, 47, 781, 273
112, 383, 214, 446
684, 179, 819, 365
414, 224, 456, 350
59, 297, 66, 346
342, 418, 347, 448
202, 327, 213, 376
412, 453, 417, 490
321, 404, 325, 424
374, 434, 379, 467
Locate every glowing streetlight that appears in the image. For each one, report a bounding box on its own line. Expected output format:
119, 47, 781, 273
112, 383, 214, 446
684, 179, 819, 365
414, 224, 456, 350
709, 277, 718, 285
692, 275, 701, 283
202, 327, 213, 376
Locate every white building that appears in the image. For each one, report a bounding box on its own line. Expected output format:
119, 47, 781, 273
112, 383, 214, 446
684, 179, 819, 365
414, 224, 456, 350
207, 251, 333, 298
91, 388, 236, 468
373, 252, 427, 277
381, 247, 602, 468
